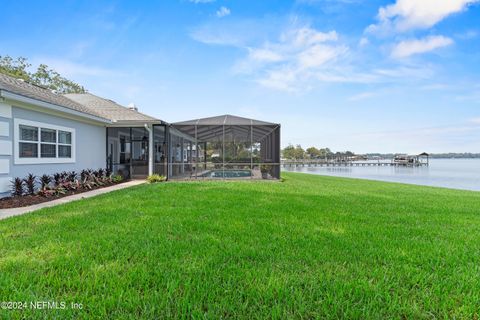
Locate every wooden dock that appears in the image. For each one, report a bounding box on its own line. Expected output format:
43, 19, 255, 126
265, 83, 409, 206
281, 160, 428, 168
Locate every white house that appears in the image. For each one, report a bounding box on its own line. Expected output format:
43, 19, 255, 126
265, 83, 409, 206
0, 73, 281, 198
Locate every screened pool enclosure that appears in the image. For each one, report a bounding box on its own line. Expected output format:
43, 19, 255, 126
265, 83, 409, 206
171, 115, 281, 180
106, 115, 280, 180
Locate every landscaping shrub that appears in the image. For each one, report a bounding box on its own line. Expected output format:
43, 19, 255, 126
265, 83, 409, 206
40, 174, 52, 189
260, 164, 272, 179
68, 171, 77, 182
11, 177, 24, 196
147, 174, 166, 183
53, 173, 62, 186
80, 169, 89, 182
60, 171, 69, 182
24, 173, 37, 195
112, 174, 123, 183
6, 168, 124, 202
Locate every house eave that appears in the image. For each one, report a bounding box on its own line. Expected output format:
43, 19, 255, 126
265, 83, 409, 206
108, 119, 167, 127
0, 89, 112, 124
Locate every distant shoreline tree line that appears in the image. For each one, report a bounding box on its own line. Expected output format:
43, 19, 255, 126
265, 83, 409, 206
0, 55, 86, 94
282, 145, 480, 160
282, 145, 355, 160
366, 153, 480, 159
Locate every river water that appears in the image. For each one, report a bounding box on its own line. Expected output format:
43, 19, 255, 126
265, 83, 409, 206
283, 159, 480, 191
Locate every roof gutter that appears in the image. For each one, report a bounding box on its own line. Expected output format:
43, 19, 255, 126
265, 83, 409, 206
0, 90, 112, 124
110, 119, 168, 126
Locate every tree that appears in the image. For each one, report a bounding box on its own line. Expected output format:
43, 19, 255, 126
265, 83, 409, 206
318, 148, 333, 159
282, 144, 296, 160
284, 145, 355, 160
293, 145, 305, 160
306, 147, 321, 159
0, 56, 31, 81
0, 55, 86, 94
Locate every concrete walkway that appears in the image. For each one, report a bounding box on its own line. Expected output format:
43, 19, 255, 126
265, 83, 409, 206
0, 180, 145, 221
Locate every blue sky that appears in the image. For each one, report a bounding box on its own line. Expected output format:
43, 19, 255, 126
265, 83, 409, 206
1, 0, 479, 153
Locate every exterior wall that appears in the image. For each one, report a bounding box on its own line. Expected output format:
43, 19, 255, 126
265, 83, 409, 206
0, 102, 106, 198
0, 102, 12, 198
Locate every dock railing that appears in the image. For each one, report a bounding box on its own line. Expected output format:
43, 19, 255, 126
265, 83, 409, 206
281, 159, 428, 167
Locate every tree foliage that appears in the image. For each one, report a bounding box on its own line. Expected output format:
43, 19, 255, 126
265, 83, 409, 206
283, 145, 355, 160
293, 145, 306, 160
0, 55, 86, 94
282, 145, 296, 159
282, 144, 306, 160
0, 56, 31, 81
306, 147, 321, 159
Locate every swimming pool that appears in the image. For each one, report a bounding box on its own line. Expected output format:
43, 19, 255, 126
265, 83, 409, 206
200, 170, 252, 178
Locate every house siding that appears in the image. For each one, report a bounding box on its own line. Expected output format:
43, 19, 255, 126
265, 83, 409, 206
0, 104, 106, 198
0, 102, 13, 198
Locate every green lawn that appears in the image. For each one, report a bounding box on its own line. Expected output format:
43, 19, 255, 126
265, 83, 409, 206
1, 172, 479, 319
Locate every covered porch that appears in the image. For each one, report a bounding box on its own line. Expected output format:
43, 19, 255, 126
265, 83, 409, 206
106, 115, 281, 180
106, 121, 167, 179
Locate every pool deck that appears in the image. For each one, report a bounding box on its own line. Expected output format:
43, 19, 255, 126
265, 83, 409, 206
170, 169, 265, 180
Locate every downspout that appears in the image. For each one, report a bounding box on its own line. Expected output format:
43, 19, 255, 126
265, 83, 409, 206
144, 123, 153, 176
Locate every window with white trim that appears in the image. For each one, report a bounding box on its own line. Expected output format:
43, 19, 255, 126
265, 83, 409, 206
15, 119, 75, 164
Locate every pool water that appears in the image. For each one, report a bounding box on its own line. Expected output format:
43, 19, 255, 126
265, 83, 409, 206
201, 170, 252, 178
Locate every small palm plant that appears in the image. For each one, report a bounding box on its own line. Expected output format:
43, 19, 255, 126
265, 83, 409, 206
40, 174, 52, 189
105, 168, 113, 183
38, 174, 55, 197
80, 169, 89, 183
97, 168, 105, 179
60, 171, 69, 182
24, 173, 37, 195
53, 173, 62, 186
11, 177, 24, 196
68, 171, 77, 182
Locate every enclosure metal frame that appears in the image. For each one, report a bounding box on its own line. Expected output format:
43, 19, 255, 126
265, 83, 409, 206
170, 115, 281, 180
106, 115, 281, 180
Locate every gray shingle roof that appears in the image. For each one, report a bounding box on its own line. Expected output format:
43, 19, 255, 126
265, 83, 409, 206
173, 114, 279, 126
65, 93, 159, 123
0, 73, 109, 121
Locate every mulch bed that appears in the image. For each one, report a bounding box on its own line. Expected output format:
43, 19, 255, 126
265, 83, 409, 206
0, 181, 126, 209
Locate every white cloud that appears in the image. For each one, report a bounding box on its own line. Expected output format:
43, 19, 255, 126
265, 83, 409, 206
233, 27, 348, 91
190, 27, 241, 46
216, 6, 231, 18
192, 19, 447, 92
391, 35, 453, 58
190, 19, 267, 47
368, 0, 479, 33
297, 0, 361, 3
470, 117, 480, 124
286, 28, 338, 47
420, 83, 450, 91
249, 48, 284, 63
31, 58, 119, 78
257, 67, 300, 92
373, 65, 434, 79
359, 37, 369, 47
456, 30, 479, 40
348, 92, 376, 101
297, 44, 345, 68
353, 123, 480, 153
189, 0, 215, 3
